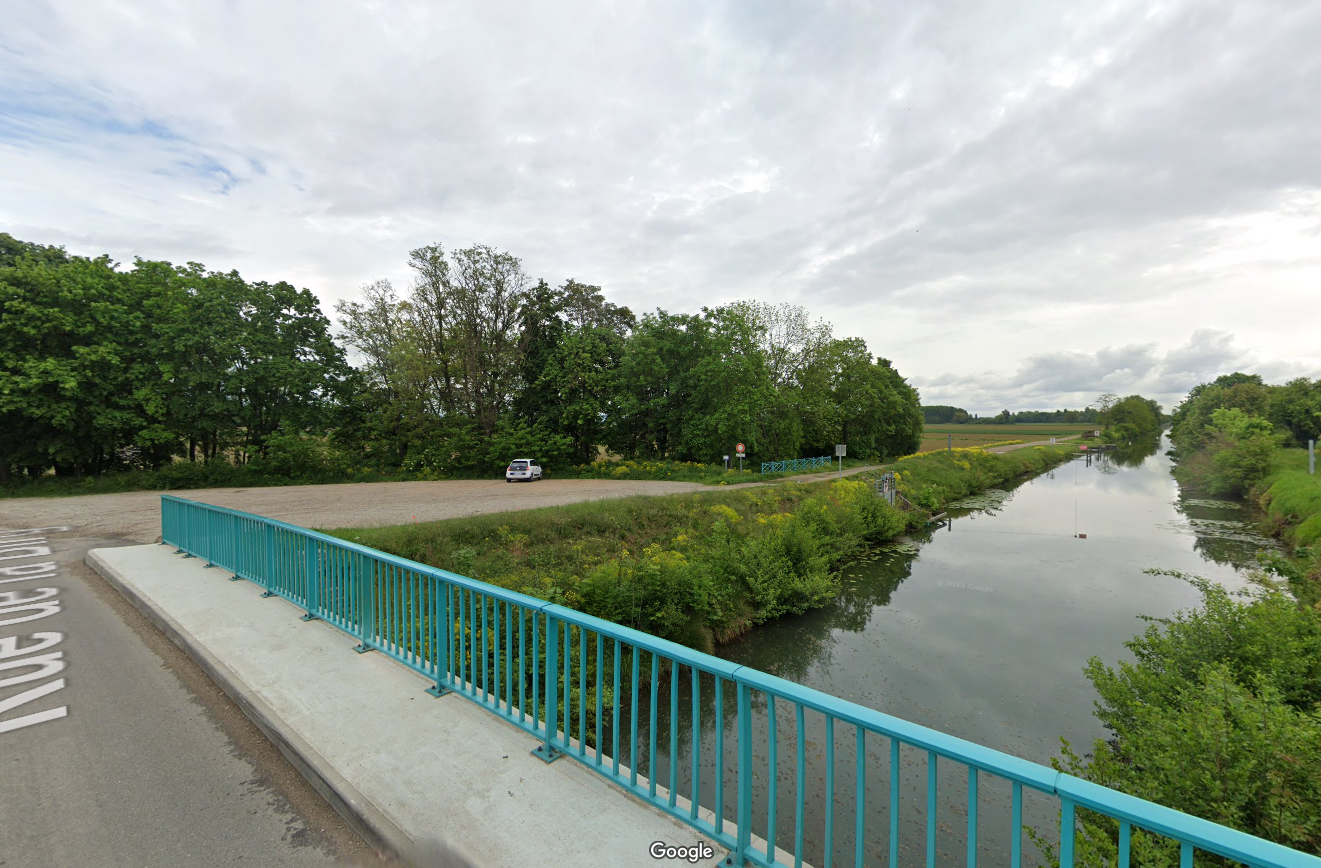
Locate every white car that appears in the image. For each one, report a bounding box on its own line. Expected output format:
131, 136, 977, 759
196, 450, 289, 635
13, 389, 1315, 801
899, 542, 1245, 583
505, 458, 543, 482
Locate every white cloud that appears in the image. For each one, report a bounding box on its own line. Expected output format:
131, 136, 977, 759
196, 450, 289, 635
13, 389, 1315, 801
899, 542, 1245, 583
2, 0, 1320, 411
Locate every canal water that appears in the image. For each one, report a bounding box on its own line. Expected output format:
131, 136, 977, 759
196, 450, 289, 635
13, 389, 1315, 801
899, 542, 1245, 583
636, 436, 1278, 867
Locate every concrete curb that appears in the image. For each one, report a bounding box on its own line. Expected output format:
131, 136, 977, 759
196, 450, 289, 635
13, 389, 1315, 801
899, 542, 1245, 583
87, 546, 412, 862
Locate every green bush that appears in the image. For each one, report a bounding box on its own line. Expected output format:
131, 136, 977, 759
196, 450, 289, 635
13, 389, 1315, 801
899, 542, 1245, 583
1041, 572, 1321, 863
1174, 408, 1281, 498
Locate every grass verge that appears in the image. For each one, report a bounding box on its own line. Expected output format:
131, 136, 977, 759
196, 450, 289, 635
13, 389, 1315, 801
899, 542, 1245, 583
325, 443, 1078, 650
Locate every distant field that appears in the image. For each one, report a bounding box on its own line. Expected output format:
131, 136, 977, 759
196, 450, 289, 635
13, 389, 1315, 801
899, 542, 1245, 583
918, 423, 1095, 453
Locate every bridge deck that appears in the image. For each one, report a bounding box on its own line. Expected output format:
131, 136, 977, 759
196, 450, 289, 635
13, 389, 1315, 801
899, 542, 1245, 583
89, 544, 725, 868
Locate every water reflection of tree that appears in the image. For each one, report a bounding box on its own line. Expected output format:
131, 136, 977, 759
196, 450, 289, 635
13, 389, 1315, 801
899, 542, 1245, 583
720, 550, 915, 682
1092, 436, 1161, 473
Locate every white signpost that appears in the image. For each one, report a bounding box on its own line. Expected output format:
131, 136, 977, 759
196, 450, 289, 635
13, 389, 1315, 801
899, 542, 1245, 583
736, 443, 745, 472
835, 443, 846, 477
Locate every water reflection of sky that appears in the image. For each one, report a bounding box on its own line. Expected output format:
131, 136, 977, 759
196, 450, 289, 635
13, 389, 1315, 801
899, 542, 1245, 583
720, 436, 1266, 767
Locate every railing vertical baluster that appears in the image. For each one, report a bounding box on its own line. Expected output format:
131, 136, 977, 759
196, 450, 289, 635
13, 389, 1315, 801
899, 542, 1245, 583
458, 588, 467, 691
767, 696, 778, 860
649, 652, 659, 799
795, 703, 806, 868
517, 606, 526, 722
541, 613, 559, 759
302, 537, 318, 620
1059, 799, 1076, 868
691, 668, 701, 821
481, 593, 489, 702
612, 639, 621, 776
855, 725, 865, 868
1011, 782, 1023, 868
669, 661, 678, 808
428, 577, 449, 696
531, 610, 539, 729
562, 622, 571, 747
506, 602, 514, 715
826, 716, 835, 868
1180, 841, 1193, 868
927, 751, 937, 868
595, 633, 604, 766
491, 599, 499, 708
579, 627, 587, 757
264, 522, 275, 595
469, 588, 478, 696
890, 739, 900, 868
714, 677, 724, 833
1118, 820, 1131, 868
736, 680, 752, 864
410, 572, 419, 663
967, 767, 978, 868
631, 647, 641, 789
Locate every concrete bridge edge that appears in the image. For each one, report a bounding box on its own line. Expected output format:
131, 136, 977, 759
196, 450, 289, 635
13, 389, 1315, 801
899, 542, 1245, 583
86, 546, 413, 864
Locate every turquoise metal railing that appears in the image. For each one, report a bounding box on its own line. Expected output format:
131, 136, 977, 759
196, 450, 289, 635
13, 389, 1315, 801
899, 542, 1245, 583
761, 456, 831, 475
161, 495, 1320, 868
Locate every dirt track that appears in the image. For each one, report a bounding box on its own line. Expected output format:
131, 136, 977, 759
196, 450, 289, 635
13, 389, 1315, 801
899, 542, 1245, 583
0, 478, 707, 544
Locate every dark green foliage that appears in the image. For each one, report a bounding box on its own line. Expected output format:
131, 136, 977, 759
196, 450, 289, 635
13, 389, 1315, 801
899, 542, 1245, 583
1174, 408, 1283, 497
0, 239, 350, 485
1269, 378, 1321, 446
1045, 573, 1321, 863
921, 405, 969, 423
1098, 395, 1163, 444
1170, 373, 1271, 450
3, 233, 922, 489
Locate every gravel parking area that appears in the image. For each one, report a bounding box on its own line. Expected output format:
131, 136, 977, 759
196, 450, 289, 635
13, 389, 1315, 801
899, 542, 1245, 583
0, 478, 706, 544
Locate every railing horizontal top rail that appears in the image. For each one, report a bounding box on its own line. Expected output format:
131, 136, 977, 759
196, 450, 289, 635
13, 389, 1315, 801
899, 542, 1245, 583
160, 494, 1321, 868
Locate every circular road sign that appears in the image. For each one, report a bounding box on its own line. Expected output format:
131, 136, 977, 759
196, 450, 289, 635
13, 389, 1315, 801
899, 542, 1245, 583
736, 443, 745, 454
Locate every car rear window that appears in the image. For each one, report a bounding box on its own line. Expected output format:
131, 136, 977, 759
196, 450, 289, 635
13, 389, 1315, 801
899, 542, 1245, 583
510, 461, 528, 468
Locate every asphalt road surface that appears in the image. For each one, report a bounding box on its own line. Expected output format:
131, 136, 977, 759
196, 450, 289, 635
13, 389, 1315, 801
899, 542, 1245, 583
0, 522, 387, 868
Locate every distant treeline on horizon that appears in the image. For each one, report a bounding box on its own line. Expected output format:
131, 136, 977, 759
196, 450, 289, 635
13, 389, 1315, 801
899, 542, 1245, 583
921, 405, 1101, 424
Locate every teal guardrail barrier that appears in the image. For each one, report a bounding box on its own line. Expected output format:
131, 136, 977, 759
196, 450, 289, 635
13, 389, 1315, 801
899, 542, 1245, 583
161, 495, 1320, 868
761, 456, 831, 474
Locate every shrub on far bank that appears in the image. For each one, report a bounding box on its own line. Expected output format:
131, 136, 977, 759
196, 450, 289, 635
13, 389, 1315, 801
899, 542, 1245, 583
1042, 572, 1321, 862
1174, 408, 1282, 498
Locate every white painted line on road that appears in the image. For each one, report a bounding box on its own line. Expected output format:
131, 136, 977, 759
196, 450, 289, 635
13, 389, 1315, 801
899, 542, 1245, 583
0, 526, 71, 735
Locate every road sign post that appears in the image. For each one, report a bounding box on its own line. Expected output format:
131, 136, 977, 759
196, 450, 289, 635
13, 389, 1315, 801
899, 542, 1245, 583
736, 443, 745, 472
835, 443, 846, 478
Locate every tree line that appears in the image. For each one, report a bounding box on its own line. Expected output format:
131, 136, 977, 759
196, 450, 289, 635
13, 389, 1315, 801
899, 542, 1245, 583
922, 404, 1102, 424
0, 234, 923, 483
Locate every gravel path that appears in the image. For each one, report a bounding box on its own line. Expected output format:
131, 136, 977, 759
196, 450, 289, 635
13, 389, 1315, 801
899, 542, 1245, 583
0, 442, 1075, 544
0, 478, 706, 544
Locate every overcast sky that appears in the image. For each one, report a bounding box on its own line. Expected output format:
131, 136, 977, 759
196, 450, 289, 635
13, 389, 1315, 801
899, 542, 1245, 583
4, 0, 1319, 414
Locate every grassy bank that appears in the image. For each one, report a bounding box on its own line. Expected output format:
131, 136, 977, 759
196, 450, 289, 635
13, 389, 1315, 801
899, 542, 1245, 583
325, 443, 1077, 650
1256, 448, 1321, 607
1260, 448, 1321, 547
559, 456, 877, 484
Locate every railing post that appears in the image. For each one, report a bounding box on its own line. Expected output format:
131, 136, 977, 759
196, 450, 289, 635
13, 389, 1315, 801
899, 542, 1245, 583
427, 577, 453, 697
260, 522, 276, 598
733, 679, 752, 865
532, 610, 563, 763
354, 552, 374, 653
301, 535, 320, 621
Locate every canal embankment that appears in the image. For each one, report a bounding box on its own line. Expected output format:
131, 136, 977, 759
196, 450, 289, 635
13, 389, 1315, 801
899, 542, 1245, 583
327, 444, 1079, 651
